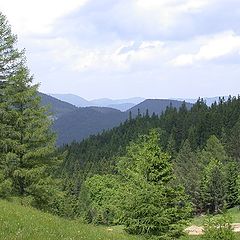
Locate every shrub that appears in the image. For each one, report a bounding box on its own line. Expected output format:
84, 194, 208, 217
201, 214, 236, 240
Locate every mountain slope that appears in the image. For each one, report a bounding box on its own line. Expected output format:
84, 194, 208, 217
53, 107, 128, 145
39, 92, 77, 119
128, 99, 193, 116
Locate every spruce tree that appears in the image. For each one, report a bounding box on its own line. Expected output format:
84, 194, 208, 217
228, 120, 240, 162
225, 161, 239, 208
0, 12, 59, 209
117, 130, 191, 239
201, 135, 227, 165
174, 139, 200, 211
0, 12, 24, 197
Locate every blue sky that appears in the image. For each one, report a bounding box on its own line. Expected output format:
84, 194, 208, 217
1, 0, 240, 99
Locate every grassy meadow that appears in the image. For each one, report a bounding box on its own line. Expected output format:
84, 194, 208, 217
0, 200, 142, 240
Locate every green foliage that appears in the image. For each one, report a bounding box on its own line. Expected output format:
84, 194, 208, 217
0, 170, 12, 198
200, 159, 226, 213
85, 174, 122, 225
174, 139, 200, 211
225, 161, 239, 208
201, 214, 236, 240
228, 120, 240, 162
237, 176, 240, 205
201, 135, 228, 165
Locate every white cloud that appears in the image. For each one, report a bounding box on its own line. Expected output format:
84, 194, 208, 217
37, 37, 165, 72
135, 0, 214, 29
0, 0, 88, 34
172, 31, 240, 66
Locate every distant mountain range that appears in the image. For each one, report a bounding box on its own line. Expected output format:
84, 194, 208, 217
40, 93, 193, 145
49, 93, 145, 111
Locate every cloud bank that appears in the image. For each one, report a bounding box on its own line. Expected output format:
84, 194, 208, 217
0, 0, 240, 99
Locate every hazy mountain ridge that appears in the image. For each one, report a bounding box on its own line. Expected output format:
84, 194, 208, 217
49, 93, 145, 111
175, 96, 229, 106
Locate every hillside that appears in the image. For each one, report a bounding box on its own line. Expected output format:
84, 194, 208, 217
128, 99, 193, 116
52, 98, 191, 145
39, 92, 77, 119
53, 107, 128, 145
0, 200, 141, 240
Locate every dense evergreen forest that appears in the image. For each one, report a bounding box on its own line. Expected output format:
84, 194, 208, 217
1, 11, 240, 239
61, 96, 240, 182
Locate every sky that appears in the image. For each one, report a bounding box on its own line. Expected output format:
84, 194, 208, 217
0, 0, 240, 100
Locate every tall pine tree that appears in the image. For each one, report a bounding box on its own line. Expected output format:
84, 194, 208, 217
0, 12, 24, 197
0, 12, 59, 209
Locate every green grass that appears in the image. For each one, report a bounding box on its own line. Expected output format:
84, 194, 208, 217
0, 200, 142, 240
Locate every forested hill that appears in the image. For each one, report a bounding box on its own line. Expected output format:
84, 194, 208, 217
128, 99, 193, 116
61, 96, 240, 179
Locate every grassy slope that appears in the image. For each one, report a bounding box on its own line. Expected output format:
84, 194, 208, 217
0, 200, 142, 240
1, 200, 240, 240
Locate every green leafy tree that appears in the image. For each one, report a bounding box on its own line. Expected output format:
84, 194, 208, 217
117, 130, 192, 239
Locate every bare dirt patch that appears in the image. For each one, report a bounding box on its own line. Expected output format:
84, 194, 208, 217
185, 225, 204, 235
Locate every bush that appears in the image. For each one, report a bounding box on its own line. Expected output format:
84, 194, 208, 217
201, 214, 236, 240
